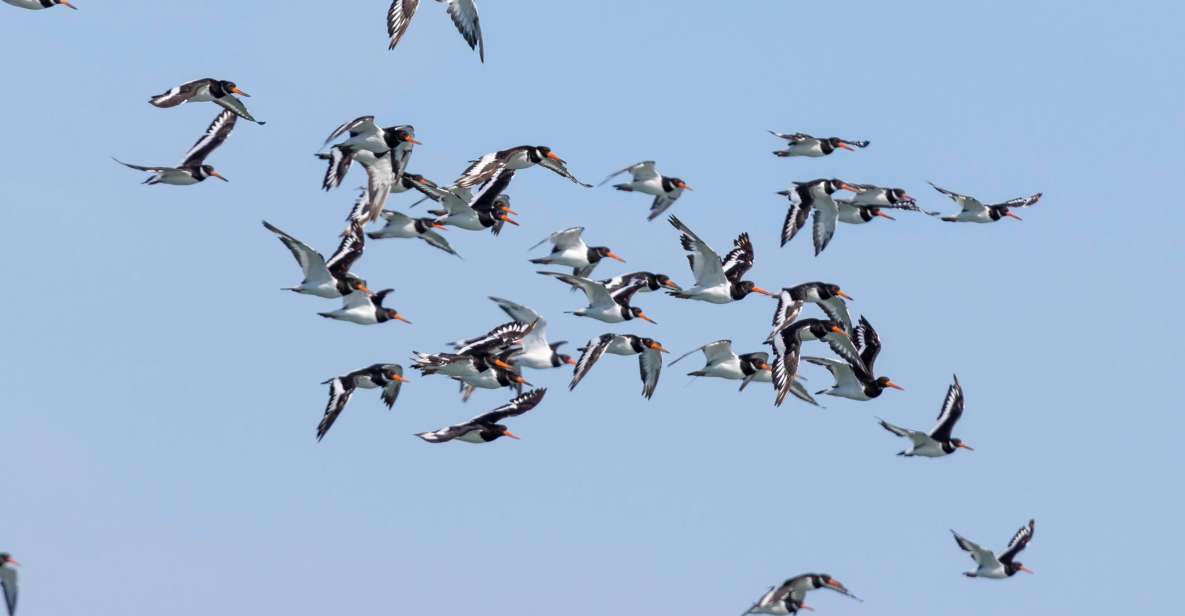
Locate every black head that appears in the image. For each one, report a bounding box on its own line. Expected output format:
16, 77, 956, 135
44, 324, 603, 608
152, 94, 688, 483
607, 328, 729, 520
628, 306, 656, 324
533, 146, 563, 163
1005, 561, 1033, 576
652, 273, 679, 291
492, 424, 520, 441
591, 246, 625, 264
636, 337, 668, 353
874, 375, 904, 392
811, 573, 849, 593
809, 319, 847, 339
821, 283, 852, 301
0, 553, 17, 567
890, 187, 915, 203
663, 176, 691, 192
198, 165, 227, 181
731, 280, 772, 300
217, 80, 247, 97
992, 206, 1023, 221
387, 126, 420, 148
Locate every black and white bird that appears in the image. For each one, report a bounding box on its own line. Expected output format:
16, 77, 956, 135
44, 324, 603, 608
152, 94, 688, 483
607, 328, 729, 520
0, 553, 16, 616
599, 161, 691, 220
743, 573, 862, 615
929, 182, 1043, 223
668, 340, 816, 405
529, 227, 625, 278
318, 288, 410, 325
149, 78, 262, 124
599, 271, 681, 294
365, 209, 457, 257
114, 109, 236, 185
413, 352, 526, 392
454, 145, 591, 189
569, 334, 668, 399
770, 282, 855, 336
667, 215, 772, 304
429, 170, 519, 232
262, 221, 368, 298
951, 520, 1036, 579
768, 131, 869, 158
777, 179, 861, 255
878, 374, 973, 457
837, 184, 940, 223
340, 168, 442, 226
767, 318, 864, 407
805, 316, 903, 401
539, 272, 656, 324
388, 0, 484, 62
478, 297, 575, 370
316, 364, 408, 441
416, 388, 547, 444
4, 0, 75, 9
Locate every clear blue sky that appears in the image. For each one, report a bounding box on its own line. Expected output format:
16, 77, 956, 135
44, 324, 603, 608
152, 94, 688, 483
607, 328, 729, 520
2, 1, 1182, 614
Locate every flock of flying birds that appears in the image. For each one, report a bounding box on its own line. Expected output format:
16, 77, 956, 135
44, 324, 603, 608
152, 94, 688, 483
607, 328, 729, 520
2, 2, 1049, 615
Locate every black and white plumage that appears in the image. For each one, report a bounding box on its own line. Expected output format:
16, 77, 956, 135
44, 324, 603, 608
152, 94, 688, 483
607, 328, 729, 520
388, 0, 484, 62
114, 109, 236, 185
930, 182, 1043, 223
319, 120, 420, 223
262, 220, 368, 298
413, 352, 526, 392
416, 388, 547, 444
669, 340, 817, 404
805, 316, 903, 401
599, 271, 681, 294
539, 272, 656, 324
951, 520, 1036, 579
776, 179, 861, 255
428, 169, 519, 233
770, 282, 855, 337
481, 297, 574, 370
768, 131, 869, 158
316, 364, 408, 441
743, 573, 861, 615
599, 161, 691, 220
453, 145, 591, 189
529, 226, 625, 278
318, 288, 410, 325
569, 334, 668, 399
767, 318, 865, 407
0, 553, 16, 616
363, 197, 458, 258
4, 0, 76, 10
667, 215, 771, 304
878, 374, 973, 457
148, 78, 262, 124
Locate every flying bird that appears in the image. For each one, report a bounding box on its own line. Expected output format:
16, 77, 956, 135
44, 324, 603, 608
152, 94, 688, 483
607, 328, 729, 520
667, 340, 817, 405
539, 272, 656, 324
599, 271, 681, 294
0, 553, 16, 616
770, 282, 855, 336
569, 334, 668, 399
388, 0, 484, 62
929, 182, 1042, 223
599, 160, 691, 220
113, 109, 236, 185
777, 179, 861, 255
742, 573, 862, 615
529, 226, 625, 278
476, 297, 575, 370
317, 364, 408, 441
805, 316, 903, 401
454, 145, 591, 189
262, 221, 368, 298
415, 320, 534, 392
951, 519, 1036, 578
416, 389, 548, 444
318, 288, 410, 325
365, 209, 458, 257
768, 131, 869, 158
149, 78, 262, 123
878, 374, 973, 457
4, 0, 75, 9
767, 318, 864, 407
667, 215, 772, 304
428, 170, 519, 232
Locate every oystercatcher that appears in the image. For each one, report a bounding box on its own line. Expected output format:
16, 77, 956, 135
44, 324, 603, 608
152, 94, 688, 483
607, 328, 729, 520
262, 221, 368, 298
539, 272, 656, 324
805, 316, 903, 401
777, 179, 861, 255
318, 289, 410, 325
4, 0, 75, 9
530, 226, 625, 278
316, 364, 408, 441
599, 160, 691, 220
878, 374, 972, 457
114, 110, 236, 185
929, 181, 1042, 223
743, 573, 861, 615
453, 145, 591, 188
767, 319, 864, 406
951, 519, 1036, 578
569, 334, 668, 399
149, 78, 262, 124
599, 271, 681, 294
768, 131, 869, 157
416, 389, 547, 444
388, 0, 484, 62
667, 215, 771, 304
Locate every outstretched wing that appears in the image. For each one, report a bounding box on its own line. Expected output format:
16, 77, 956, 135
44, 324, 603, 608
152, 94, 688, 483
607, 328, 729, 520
852, 315, 882, 376
381, 366, 405, 409
445, 0, 484, 62
180, 109, 237, 167
811, 200, 839, 256
767, 130, 818, 143
599, 160, 658, 186
768, 334, 802, 407
670, 339, 734, 367
951, 530, 997, 568
456, 320, 535, 356
323, 115, 379, 147
532, 226, 585, 251
721, 232, 755, 282
326, 224, 365, 279
316, 377, 355, 441
0, 564, 16, 616
570, 335, 613, 390
148, 78, 210, 107
991, 192, 1043, 209
262, 220, 331, 285
473, 388, 548, 424
540, 272, 615, 308
929, 181, 987, 215
639, 348, 662, 399
537, 155, 593, 187
387, 0, 422, 49
998, 519, 1035, 565
779, 187, 811, 247
454, 151, 504, 188
669, 215, 726, 287
929, 374, 965, 441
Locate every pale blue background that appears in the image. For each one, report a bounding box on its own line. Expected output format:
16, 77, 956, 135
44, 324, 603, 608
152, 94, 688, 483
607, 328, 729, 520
1, 1, 1182, 614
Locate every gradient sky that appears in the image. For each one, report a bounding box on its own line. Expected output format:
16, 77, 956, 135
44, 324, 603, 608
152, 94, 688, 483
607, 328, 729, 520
2, 1, 1182, 614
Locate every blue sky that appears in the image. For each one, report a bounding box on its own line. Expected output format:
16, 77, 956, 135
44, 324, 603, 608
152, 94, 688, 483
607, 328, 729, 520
1, 1, 1182, 613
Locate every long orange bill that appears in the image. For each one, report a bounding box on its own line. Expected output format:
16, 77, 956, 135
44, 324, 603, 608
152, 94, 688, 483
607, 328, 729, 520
680, 182, 693, 191
502, 430, 520, 440
836, 290, 854, 301
565, 357, 577, 366
391, 374, 410, 383
499, 206, 519, 215
664, 280, 681, 290
837, 142, 855, 151
831, 326, 849, 337
493, 359, 515, 370
875, 210, 896, 220
547, 151, 565, 163
958, 442, 975, 451
501, 216, 520, 226
752, 286, 773, 296
210, 170, 229, 182
405, 135, 423, 145
60, 0, 78, 8
231, 87, 250, 97
1006, 212, 1023, 221
433, 223, 448, 230
638, 312, 657, 324
607, 251, 626, 263
649, 343, 670, 353
886, 381, 904, 391
1019, 565, 1034, 574
394, 314, 412, 324
4, 558, 18, 566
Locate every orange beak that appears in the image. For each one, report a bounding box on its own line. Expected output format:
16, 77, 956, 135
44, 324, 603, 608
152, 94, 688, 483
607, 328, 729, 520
500, 214, 520, 226
958, 442, 975, 451
1006, 212, 1023, 221
637, 311, 657, 324
830, 325, 848, 336
546, 151, 564, 163
751, 286, 773, 296
663, 279, 681, 290
433, 223, 448, 230
836, 289, 854, 301
391, 374, 410, 383
606, 251, 625, 263
837, 142, 855, 151
59, 0, 77, 8
1018, 565, 1034, 574
875, 210, 896, 220
230, 86, 250, 97
514, 376, 532, 386
502, 429, 520, 440
493, 358, 515, 371
356, 284, 372, 294
209, 170, 228, 182
394, 314, 412, 324
4, 558, 19, 567
649, 342, 669, 353
679, 181, 693, 191
564, 357, 577, 366
404, 135, 422, 145
499, 206, 519, 215
799, 602, 814, 612
886, 380, 904, 391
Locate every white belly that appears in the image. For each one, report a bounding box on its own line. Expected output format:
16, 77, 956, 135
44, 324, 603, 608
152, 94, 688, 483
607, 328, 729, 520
580, 306, 625, 323
444, 212, 484, 230
4, 0, 48, 8
703, 359, 744, 379
686, 285, 733, 304
371, 221, 418, 239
